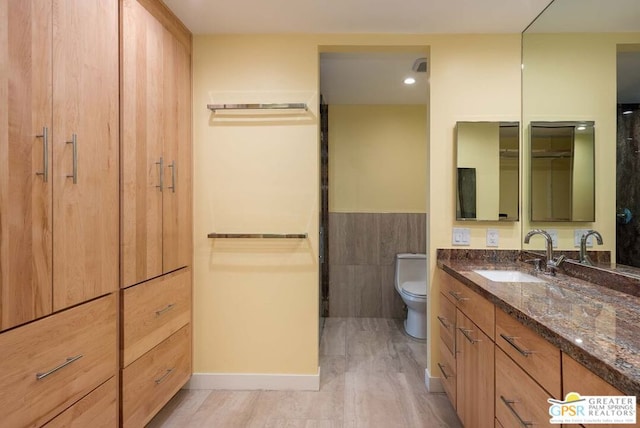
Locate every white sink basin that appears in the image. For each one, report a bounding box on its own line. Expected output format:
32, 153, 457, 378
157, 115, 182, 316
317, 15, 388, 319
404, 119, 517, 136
473, 270, 546, 283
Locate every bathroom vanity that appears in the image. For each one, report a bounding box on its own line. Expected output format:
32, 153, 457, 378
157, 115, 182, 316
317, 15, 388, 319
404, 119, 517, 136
436, 250, 639, 428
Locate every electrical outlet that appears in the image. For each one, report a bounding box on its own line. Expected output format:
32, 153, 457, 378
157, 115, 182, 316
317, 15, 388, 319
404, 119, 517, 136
547, 229, 558, 248
486, 229, 499, 247
574, 229, 593, 247
452, 227, 470, 246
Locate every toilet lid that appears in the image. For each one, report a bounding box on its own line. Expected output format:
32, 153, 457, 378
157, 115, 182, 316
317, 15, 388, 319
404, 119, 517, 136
401, 281, 426, 298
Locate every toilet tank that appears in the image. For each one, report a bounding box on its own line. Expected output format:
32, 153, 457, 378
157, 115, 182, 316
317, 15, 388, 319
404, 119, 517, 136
395, 253, 427, 285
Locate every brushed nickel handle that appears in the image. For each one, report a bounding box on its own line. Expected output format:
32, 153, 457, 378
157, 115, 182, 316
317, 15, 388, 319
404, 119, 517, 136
154, 368, 174, 385
437, 315, 451, 330
500, 396, 533, 427
156, 157, 164, 191
155, 303, 175, 317
167, 160, 176, 193
458, 327, 480, 344
437, 362, 452, 380
448, 290, 469, 302
36, 354, 83, 380
66, 134, 77, 184
35, 127, 49, 182
500, 333, 533, 357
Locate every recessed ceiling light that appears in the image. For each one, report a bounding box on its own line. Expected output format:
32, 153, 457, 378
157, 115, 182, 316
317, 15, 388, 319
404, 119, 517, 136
404, 77, 416, 85
577, 125, 586, 131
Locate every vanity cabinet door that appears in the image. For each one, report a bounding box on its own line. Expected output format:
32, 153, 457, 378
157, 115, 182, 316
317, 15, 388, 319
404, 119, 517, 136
442, 272, 494, 339
456, 310, 494, 428
438, 292, 456, 354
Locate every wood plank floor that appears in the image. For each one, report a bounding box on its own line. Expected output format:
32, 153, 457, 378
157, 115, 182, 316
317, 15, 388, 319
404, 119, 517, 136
147, 318, 461, 427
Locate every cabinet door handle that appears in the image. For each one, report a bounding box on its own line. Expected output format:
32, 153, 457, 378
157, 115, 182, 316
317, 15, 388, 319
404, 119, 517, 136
437, 315, 451, 330
154, 368, 174, 384
155, 303, 175, 316
448, 290, 469, 302
156, 157, 164, 191
36, 354, 83, 380
35, 126, 49, 182
167, 160, 176, 193
66, 134, 78, 184
458, 327, 480, 344
500, 333, 533, 356
437, 362, 452, 380
500, 395, 533, 427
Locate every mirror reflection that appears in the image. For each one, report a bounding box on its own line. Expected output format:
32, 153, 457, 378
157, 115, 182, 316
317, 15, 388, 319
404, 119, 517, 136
456, 121, 519, 221
530, 121, 595, 222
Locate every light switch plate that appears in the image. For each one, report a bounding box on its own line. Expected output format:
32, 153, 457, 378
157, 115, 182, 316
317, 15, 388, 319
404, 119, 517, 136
574, 229, 593, 247
547, 229, 558, 248
486, 229, 499, 247
452, 227, 470, 246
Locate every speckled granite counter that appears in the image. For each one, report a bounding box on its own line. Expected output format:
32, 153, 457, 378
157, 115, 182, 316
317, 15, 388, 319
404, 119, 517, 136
437, 249, 640, 397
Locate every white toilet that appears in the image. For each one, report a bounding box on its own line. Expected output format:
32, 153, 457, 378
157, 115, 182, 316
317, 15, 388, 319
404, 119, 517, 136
395, 253, 427, 340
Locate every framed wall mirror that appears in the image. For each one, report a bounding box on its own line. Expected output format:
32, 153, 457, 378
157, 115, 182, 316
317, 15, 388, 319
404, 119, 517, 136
456, 121, 519, 221
530, 121, 595, 222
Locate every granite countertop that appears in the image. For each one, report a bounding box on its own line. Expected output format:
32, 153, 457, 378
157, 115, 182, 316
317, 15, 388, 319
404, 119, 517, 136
437, 251, 640, 397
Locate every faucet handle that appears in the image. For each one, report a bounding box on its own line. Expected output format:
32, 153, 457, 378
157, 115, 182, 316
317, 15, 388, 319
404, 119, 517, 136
525, 258, 542, 271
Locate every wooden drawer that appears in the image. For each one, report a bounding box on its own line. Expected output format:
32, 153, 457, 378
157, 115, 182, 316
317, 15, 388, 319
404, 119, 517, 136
438, 337, 457, 408
495, 308, 561, 397
122, 324, 191, 428
563, 354, 639, 428
122, 268, 191, 366
438, 293, 456, 354
0, 294, 116, 428
442, 272, 495, 340
44, 377, 117, 427
496, 347, 557, 428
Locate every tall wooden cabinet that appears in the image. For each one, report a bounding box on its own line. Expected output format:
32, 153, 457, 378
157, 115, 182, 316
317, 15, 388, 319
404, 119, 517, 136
120, 0, 193, 426
0, 0, 119, 425
1, 0, 118, 331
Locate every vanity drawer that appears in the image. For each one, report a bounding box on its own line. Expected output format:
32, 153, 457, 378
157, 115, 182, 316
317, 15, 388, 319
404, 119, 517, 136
438, 338, 457, 408
0, 294, 116, 428
496, 347, 557, 428
122, 268, 191, 366
438, 293, 456, 353
122, 324, 191, 428
44, 377, 117, 427
496, 308, 561, 397
442, 272, 495, 339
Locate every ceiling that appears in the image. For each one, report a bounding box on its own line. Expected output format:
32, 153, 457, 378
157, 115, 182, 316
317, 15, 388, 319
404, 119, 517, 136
162, 0, 553, 35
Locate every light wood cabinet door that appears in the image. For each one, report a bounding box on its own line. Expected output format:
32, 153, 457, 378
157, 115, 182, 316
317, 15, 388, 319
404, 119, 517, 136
52, 0, 119, 310
438, 292, 456, 354
121, 0, 192, 287
0, 295, 116, 428
456, 310, 495, 428
0, 0, 53, 330
442, 272, 495, 339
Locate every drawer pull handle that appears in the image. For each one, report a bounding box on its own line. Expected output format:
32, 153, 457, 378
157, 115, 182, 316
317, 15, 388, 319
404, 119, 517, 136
437, 316, 451, 330
500, 395, 533, 427
156, 303, 176, 316
66, 134, 78, 184
35, 126, 49, 182
448, 290, 469, 302
500, 334, 533, 356
458, 327, 480, 344
437, 362, 452, 380
156, 157, 164, 191
36, 354, 83, 380
154, 368, 174, 385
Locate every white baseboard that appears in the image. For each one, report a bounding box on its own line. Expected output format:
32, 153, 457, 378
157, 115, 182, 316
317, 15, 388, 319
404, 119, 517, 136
185, 368, 320, 391
425, 368, 444, 393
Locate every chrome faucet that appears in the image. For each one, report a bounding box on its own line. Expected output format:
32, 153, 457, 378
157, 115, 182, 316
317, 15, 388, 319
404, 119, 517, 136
524, 229, 565, 275
580, 230, 603, 266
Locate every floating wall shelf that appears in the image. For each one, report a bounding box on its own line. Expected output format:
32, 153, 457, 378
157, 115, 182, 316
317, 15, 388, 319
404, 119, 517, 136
207, 103, 308, 112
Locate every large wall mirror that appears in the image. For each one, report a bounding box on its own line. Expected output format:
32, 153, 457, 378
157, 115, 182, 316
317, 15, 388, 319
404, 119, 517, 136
456, 121, 519, 221
530, 121, 595, 222
522, 0, 640, 269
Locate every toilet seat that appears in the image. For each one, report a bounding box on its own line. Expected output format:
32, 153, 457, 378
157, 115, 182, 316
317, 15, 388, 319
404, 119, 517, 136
401, 281, 426, 298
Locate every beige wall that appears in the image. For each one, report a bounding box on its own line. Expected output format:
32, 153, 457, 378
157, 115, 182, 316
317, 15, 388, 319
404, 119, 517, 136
328, 104, 427, 213
192, 33, 521, 379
